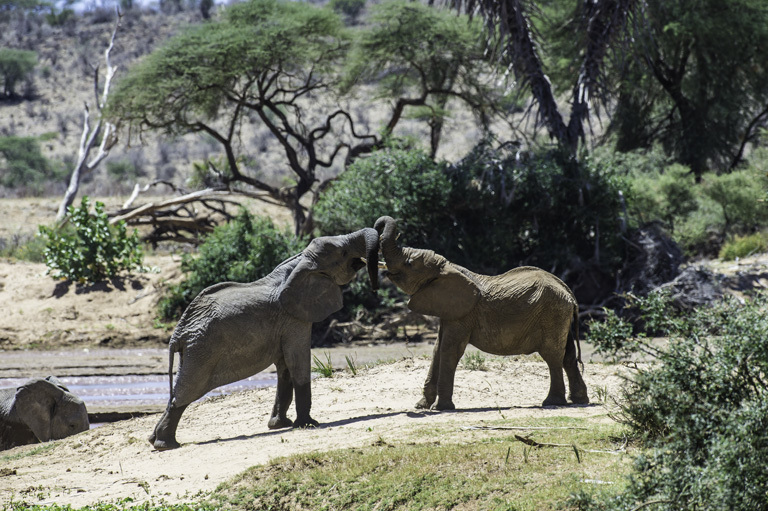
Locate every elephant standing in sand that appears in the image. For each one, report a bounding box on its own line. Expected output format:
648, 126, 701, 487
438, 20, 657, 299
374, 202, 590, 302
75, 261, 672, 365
150, 228, 379, 450
374, 216, 589, 409
0, 376, 89, 451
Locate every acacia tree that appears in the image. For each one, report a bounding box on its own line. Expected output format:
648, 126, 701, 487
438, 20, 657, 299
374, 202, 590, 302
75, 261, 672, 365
108, 0, 499, 235
346, 1, 500, 158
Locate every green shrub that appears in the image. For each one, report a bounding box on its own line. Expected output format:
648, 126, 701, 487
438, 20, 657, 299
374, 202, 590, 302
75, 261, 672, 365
444, 144, 627, 275
0, 234, 46, 262
626, 164, 698, 232
581, 292, 768, 510
0, 135, 63, 192
0, 48, 36, 97
44, 8, 75, 27
314, 147, 451, 248
38, 197, 144, 283
704, 168, 768, 235
158, 210, 305, 321
719, 231, 768, 260
106, 159, 143, 180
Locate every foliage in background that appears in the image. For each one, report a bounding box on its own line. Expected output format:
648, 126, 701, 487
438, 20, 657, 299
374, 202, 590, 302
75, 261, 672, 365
0, 233, 47, 262
315, 142, 626, 317
0, 135, 63, 193
0, 47, 36, 98
592, 146, 768, 257
38, 197, 144, 283
158, 210, 305, 320
581, 291, 768, 510
719, 231, 768, 261
345, 0, 498, 157
611, 0, 768, 177
315, 147, 451, 247
328, 0, 365, 24
317, 143, 626, 277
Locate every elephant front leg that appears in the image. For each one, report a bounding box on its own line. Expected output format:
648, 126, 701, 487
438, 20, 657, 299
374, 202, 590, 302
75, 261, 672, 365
149, 402, 188, 450
292, 381, 318, 428
268, 359, 294, 429
432, 325, 469, 411
416, 332, 442, 409
282, 327, 318, 428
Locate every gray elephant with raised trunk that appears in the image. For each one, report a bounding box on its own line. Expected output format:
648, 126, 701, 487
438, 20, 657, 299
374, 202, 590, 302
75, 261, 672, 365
0, 376, 89, 451
150, 227, 380, 450
374, 216, 589, 409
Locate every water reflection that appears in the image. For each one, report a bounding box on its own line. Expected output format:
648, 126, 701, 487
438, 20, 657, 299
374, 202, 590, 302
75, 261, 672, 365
0, 373, 278, 409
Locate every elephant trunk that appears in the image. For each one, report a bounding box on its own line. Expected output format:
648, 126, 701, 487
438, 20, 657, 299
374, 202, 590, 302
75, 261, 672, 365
361, 227, 380, 290
374, 216, 405, 270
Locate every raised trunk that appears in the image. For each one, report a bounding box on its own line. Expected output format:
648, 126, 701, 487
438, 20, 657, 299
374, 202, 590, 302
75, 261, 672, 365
360, 227, 380, 291
373, 216, 406, 269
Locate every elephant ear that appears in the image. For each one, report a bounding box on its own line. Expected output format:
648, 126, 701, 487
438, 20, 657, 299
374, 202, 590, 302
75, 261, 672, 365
278, 256, 343, 323
408, 265, 480, 320
15, 379, 62, 442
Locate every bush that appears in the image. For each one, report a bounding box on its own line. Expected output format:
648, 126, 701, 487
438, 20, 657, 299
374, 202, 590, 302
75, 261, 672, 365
581, 292, 768, 510
719, 231, 768, 260
158, 210, 305, 321
314, 147, 451, 247
0, 48, 36, 98
317, 144, 626, 277
704, 168, 768, 235
0, 234, 46, 262
625, 164, 698, 232
38, 196, 144, 283
0, 135, 63, 192
443, 143, 626, 275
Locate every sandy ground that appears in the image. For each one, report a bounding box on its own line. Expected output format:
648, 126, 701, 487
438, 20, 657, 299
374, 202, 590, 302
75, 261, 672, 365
0, 357, 626, 507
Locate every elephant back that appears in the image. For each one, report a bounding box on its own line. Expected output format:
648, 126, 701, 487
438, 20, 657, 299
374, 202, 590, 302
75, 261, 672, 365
493, 266, 577, 307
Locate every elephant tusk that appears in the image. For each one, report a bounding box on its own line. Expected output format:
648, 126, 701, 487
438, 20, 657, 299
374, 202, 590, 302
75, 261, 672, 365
378, 261, 388, 270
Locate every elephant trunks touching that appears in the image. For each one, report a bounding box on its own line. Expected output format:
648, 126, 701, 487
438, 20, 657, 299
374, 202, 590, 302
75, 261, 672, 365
359, 227, 380, 290
374, 216, 405, 269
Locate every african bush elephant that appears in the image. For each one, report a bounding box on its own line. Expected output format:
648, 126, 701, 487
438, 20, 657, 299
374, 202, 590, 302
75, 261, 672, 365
374, 216, 589, 409
149, 227, 379, 450
0, 376, 89, 451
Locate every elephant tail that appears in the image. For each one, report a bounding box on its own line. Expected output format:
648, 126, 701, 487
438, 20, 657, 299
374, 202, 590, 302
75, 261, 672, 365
168, 337, 183, 399
569, 305, 584, 373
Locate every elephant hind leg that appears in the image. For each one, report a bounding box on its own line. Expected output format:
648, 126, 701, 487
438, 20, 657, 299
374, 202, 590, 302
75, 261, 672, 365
149, 403, 188, 450
540, 351, 568, 407
563, 339, 589, 404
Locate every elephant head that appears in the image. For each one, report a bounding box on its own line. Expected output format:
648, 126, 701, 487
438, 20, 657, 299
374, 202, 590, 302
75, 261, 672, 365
278, 227, 380, 323
12, 376, 89, 444
374, 216, 479, 320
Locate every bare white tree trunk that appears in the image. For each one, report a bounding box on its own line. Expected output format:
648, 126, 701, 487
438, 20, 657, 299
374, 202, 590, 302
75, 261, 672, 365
56, 9, 122, 222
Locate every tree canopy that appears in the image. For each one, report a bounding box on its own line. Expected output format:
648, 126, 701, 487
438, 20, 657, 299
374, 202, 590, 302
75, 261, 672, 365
108, 0, 502, 234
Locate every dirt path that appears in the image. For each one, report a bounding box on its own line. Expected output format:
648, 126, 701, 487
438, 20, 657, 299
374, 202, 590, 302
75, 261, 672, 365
0, 357, 626, 507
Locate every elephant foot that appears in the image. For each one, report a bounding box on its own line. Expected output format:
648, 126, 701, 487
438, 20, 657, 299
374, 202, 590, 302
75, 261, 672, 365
570, 393, 590, 405
152, 438, 181, 451
431, 400, 455, 411
542, 395, 568, 407
267, 416, 294, 430
415, 397, 435, 409
293, 416, 319, 429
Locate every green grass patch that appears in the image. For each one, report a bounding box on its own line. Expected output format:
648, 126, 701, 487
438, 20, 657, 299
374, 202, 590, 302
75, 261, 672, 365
213, 418, 630, 511
0, 442, 57, 463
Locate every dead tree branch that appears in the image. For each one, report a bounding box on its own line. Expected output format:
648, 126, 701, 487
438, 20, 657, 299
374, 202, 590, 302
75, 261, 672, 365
56, 7, 122, 222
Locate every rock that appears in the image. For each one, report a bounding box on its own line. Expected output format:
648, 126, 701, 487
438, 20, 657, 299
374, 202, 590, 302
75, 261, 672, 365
656, 265, 724, 310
